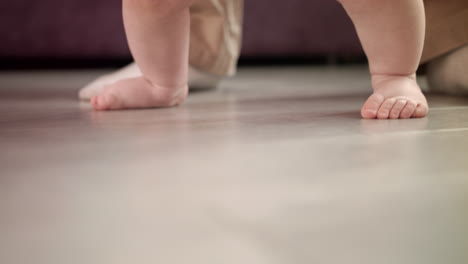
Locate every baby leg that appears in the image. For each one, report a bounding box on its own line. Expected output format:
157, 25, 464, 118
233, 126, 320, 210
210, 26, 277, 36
339, 0, 429, 119
92, 0, 192, 110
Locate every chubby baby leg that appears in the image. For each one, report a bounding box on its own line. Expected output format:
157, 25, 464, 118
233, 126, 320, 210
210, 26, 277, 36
338, 0, 428, 119
92, 0, 192, 110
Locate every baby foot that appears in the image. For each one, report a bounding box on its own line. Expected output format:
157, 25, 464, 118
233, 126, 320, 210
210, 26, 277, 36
80, 63, 221, 100
361, 74, 429, 119
91, 77, 188, 111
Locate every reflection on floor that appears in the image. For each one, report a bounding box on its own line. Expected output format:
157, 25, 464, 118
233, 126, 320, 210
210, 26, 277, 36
1, 66, 467, 264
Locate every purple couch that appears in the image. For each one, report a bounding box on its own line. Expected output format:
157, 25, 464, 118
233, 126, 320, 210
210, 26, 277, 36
0, 0, 363, 60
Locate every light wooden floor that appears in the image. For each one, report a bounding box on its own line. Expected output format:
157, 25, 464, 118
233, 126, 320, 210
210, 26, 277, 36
1, 66, 467, 264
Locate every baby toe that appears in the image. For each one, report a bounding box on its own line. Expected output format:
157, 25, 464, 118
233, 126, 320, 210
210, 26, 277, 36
91, 95, 105, 111
389, 100, 407, 119
412, 104, 429, 118
102, 94, 121, 110
90, 96, 101, 110
91, 94, 117, 111
399, 100, 417, 119
361, 93, 385, 119
377, 98, 397, 119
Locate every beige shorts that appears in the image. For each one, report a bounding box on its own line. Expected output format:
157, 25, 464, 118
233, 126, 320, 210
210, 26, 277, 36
189, 0, 468, 76
189, 0, 243, 77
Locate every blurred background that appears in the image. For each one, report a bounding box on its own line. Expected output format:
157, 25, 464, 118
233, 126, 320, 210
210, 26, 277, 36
0, 0, 365, 69
2, 3, 468, 264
